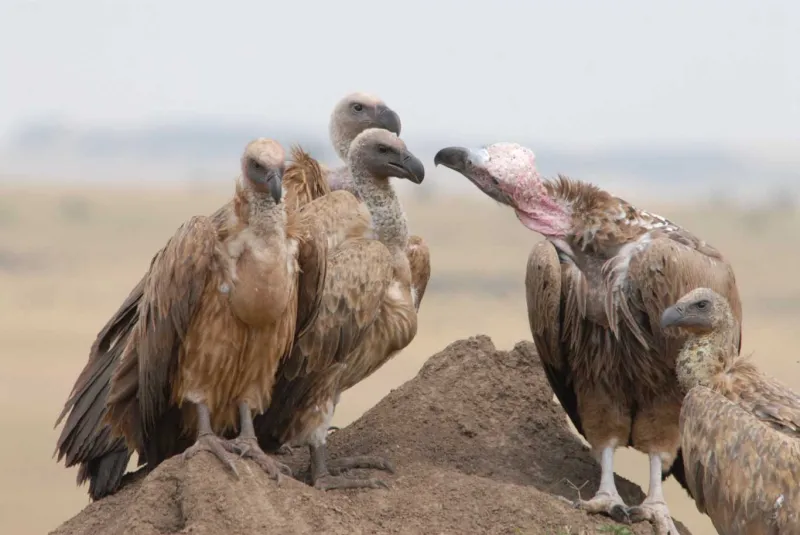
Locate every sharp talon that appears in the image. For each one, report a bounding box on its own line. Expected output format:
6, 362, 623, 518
326, 455, 395, 476
228, 437, 289, 480
609, 504, 631, 525
313, 474, 390, 491
183, 434, 239, 478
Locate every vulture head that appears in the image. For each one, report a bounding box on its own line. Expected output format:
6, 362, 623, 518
660, 287, 732, 335
349, 128, 425, 184
435, 142, 571, 237
663, 288, 740, 390
330, 92, 402, 160
242, 138, 285, 205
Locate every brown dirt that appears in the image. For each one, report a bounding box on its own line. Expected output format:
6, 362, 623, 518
50, 336, 692, 535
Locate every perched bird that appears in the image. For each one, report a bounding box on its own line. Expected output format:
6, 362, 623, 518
254, 129, 429, 491
323, 92, 402, 195
317, 92, 428, 309
53, 94, 400, 500
661, 288, 800, 535
434, 142, 741, 535
102, 138, 328, 479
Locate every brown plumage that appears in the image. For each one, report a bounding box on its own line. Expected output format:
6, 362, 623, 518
102, 138, 325, 480
254, 128, 430, 490
53, 94, 399, 500
661, 288, 800, 535
434, 142, 742, 535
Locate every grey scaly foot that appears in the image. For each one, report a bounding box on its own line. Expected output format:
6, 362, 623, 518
327, 455, 395, 476
183, 433, 239, 478
314, 473, 390, 491
628, 500, 680, 535
573, 491, 631, 525
229, 436, 292, 480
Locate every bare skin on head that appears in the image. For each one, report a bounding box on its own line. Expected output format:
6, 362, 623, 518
435, 143, 742, 535
662, 288, 800, 534
101, 137, 337, 486
253, 129, 429, 491
326, 92, 402, 194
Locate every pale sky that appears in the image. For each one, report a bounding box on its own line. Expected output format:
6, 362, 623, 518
1, 0, 798, 148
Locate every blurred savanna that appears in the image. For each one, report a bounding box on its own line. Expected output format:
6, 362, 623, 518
1, 172, 799, 534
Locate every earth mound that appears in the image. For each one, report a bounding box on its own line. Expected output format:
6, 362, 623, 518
51, 336, 691, 535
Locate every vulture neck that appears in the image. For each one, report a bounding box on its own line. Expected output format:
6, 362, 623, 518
675, 320, 740, 392
244, 191, 286, 237
513, 182, 573, 240
352, 171, 408, 251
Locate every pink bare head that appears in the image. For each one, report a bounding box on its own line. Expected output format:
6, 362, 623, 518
434, 142, 570, 237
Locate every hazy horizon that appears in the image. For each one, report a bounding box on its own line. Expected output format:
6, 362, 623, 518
2, 0, 798, 150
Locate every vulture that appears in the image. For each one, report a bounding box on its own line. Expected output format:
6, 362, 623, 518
322, 92, 402, 196
661, 287, 800, 535
101, 138, 331, 479
253, 128, 430, 491
434, 142, 741, 535
53, 93, 401, 500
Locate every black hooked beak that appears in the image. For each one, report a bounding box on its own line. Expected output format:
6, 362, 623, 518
390, 150, 425, 184
266, 167, 283, 204
433, 146, 472, 172
660, 305, 686, 330
375, 104, 402, 136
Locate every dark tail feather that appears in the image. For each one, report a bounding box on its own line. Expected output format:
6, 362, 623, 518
663, 448, 692, 497
78, 449, 132, 501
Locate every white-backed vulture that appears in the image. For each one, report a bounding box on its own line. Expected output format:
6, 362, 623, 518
322, 92, 402, 195
661, 288, 800, 535
253, 128, 429, 490
53, 95, 400, 500
102, 138, 328, 478
434, 142, 742, 535
320, 92, 429, 310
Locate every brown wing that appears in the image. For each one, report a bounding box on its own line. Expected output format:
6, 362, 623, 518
624, 235, 742, 355
282, 145, 332, 213
742, 373, 800, 438
525, 241, 584, 435
406, 235, 430, 311
254, 239, 394, 445
105, 216, 219, 449
680, 386, 800, 534
286, 238, 393, 378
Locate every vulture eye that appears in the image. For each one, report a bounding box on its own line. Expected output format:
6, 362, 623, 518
696, 300, 709, 310
250, 160, 265, 174
352, 103, 364, 112
377, 144, 389, 154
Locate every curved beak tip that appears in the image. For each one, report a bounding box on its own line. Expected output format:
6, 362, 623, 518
660, 307, 682, 330
433, 147, 468, 170
377, 106, 402, 136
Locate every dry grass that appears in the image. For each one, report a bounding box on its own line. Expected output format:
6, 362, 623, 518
1, 184, 798, 535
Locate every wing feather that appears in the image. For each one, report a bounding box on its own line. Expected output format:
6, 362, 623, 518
283, 145, 332, 213
624, 236, 742, 352
406, 235, 430, 311
525, 241, 583, 435
680, 386, 800, 534
106, 216, 219, 444
289, 239, 393, 377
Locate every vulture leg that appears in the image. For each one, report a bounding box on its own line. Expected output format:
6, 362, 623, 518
183, 402, 240, 477
230, 402, 292, 480
574, 446, 631, 524
309, 443, 391, 491
307, 405, 391, 491
626, 454, 679, 535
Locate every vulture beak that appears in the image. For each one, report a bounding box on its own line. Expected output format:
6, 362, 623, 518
388, 150, 425, 184
434, 146, 513, 206
660, 305, 685, 330
265, 168, 284, 204
375, 104, 402, 136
